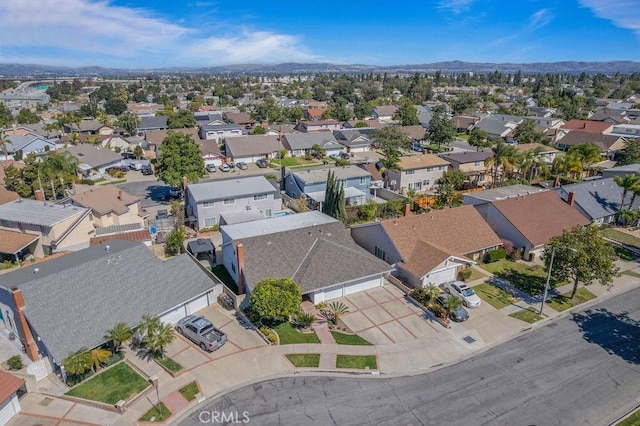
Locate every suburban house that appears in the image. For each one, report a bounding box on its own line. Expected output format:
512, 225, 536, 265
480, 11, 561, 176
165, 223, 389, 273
610, 124, 640, 138
195, 112, 225, 127
63, 119, 113, 135
220, 211, 392, 302
384, 154, 450, 193
555, 178, 640, 225
99, 135, 133, 151
555, 132, 626, 159
224, 134, 282, 163
282, 132, 344, 157
295, 120, 343, 133
513, 143, 560, 165
399, 125, 427, 142
558, 119, 614, 137
344, 120, 382, 129
0, 370, 25, 424
304, 108, 326, 121
453, 115, 480, 132
602, 163, 640, 179
2, 135, 57, 158
196, 139, 225, 167
185, 176, 282, 229
0, 198, 94, 258
463, 184, 547, 206
59, 145, 124, 177
473, 190, 591, 259
284, 166, 372, 208
371, 105, 398, 122
199, 123, 244, 141
0, 240, 222, 377
136, 116, 168, 134
439, 151, 494, 188
472, 116, 519, 140
68, 186, 145, 228
224, 112, 256, 128
332, 129, 373, 153
350, 205, 502, 287
144, 128, 200, 148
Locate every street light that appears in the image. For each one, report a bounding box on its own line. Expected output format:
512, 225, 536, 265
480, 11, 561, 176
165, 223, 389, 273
149, 375, 162, 418
540, 246, 577, 315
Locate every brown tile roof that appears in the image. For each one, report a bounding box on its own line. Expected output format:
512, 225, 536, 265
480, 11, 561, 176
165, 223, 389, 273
492, 190, 591, 247
0, 229, 39, 254
0, 370, 24, 402
402, 240, 460, 278
0, 188, 19, 205
90, 230, 151, 245
399, 125, 426, 141
397, 154, 450, 171
380, 205, 502, 276
70, 186, 139, 216
359, 163, 383, 181
346, 120, 382, 128
513, 143, 560, 154
225, 112, 254, 125
556, 132, 625, 151
196, 139, 222, 157
144, 128, 200, 146
306, 108, 326, 119
561, 120, 614, 134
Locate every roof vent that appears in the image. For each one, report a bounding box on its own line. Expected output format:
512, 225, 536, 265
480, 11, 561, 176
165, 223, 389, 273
34, 268, 39, 274
105, 245, 110, 252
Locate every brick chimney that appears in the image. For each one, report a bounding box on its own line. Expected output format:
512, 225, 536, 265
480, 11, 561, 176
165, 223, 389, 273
552, 176, 560, 188
236, 243, 246, 294
10, 288, 40, 362
403, 203, 411, 217
34, 189, 45, 201
567, 191, 576, 207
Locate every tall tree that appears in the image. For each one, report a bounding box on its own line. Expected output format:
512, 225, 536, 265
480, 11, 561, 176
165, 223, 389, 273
616, 138, 640, 166
467, 128, 492, 151
155, 133, 205, 187
116, 111, 141, 135
0, 103, 12, 128
568, 143, 603, 177
370, 126, 411, 172
485, 140, 517, 187
450, 92, 478, 115
613, 174, 640, 213
393, 99, 419, 126
249, 278, 302, 322
544, 225, 619, 299
16, 108, 40, 125
168, 110, 196, 128
322, 170, 347, 224
512, 119, 551, 145
427, 105, 456, 151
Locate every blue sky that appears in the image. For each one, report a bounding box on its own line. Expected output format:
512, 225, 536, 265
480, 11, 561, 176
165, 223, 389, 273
0, 0, 638, 68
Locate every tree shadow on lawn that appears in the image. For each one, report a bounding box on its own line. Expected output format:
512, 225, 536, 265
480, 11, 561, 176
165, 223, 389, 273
572, 308, 640, 365
499, 268, 547, 296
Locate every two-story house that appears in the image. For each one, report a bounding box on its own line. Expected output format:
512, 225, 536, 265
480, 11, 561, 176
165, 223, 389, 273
284, 166, 372, 208
185, 176, 282, 229
294, 120, 342, 133
385, 154, 450, 193
3, 135, 57, 158
199, 123, 245, 142
439, 151, 493, 188
68, 186, 145, 228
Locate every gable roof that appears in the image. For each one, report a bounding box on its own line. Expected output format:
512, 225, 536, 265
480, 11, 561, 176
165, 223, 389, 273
561, 119, 614, 134
373, 105, 398, 117
513, 143, 560, 154
556, 132, 625, 151
556, 178, 638, 220
4, 135, 55, 153
139, 116, 167, 130
69, 186, 139, 216
224, 112, 254, 125
282, 132, 340, 151
145, 128, 201, 146
0, 229, 39, 255
440, 150, 492, 164
359, 163, 383, 182
59, 145, 122, 168
292, 166, 370, 185
399, 125, 427, 141
187, 176, 278, 203
0, 370, 24, 402
491, 190, 591, 247
0, 199, 88, 227
0, 240, 217, 363
473, 118, 513, 136
224, 135, 281, 158
396, 154, 450, 171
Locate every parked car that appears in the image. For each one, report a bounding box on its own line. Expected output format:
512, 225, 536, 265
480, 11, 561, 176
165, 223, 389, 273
236, 161, 248, 170
329, 153, 340, 160
168, 187, 183, 199
339, 152, 350, 160
206, 164, 217, 173
256, 158, 268, 168
141, 165, 153, 175
412, 142, 425, 153
227, 162, 236, 169
219, 164, 231, 172
444, 281, 481, 308
176, 315, 227, 352
435, 293, 469, 322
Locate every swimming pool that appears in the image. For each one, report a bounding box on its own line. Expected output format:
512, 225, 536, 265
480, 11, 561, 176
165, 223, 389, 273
274, 211, 293, 217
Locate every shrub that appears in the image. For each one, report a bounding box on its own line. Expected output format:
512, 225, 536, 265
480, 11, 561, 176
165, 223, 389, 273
528, 252, 536, 261
268, 334, 278, 343
304, 154, 313, 161
198, 225, 219, 233
7, 355, 23, 370
259, 326, 271, 336
429, 303, 447, 320
484, 247, 507, 263
458, 268, 472, 281
335, 158, 350, 166
81, 179, 96, 185
292, 312, 316, 329
411, 287, 429, 305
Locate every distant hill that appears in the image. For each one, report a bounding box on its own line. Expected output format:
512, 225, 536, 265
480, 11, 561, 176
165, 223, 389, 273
0, 61, 639, 78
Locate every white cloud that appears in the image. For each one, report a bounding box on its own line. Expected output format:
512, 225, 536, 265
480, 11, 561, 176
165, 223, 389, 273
529, 8, 553, 30
438, 0, 475, 15
579, 0, 640, 37
0, 0, 320, 67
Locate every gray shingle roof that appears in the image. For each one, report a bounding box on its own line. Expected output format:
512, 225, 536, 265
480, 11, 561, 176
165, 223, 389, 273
59, 145, 123, 168
221, 211, 335, 240
139, 116, 167, 130
440, 150, 492, 164
557, 178, 638, 220
0, 199, 88, 227
473, 118, 512, 136
282, 133, 341, 151
187, 176, 278, 203
0, 240, 217, 363
224, 135, 282, 158
293, 166, 370, 185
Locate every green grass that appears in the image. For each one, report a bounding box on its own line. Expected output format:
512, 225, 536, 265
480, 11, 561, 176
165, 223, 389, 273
91, 177, 106, 183
330, 331, 373, 346
602, 228, 640, 249
546, 287, 597, 312
211, 265, 239, 295
473, 282, 514, 310
139, 402, 171, 422
157, 356, 183, 373
178, 382, 200, 401
66, 362, 149, 405
617, 408, 640, 426
271, 157, 319, 167
480, 260, 554, 296
612, 244, 639, 261
510, 307, 544, 323
462, 267, 488, 283
336, 355, 377, 370
285, 353, 321, 367
273, 322, 320, 345
622, 270, 640, 279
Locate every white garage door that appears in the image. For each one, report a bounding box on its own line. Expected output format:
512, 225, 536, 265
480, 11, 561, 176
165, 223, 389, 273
319, 285, 344, 302
186, 294, 210, 315
425, 267, 457, 285
344, 276, 383, 296
159, 306, 186, 325
0, 395, 20, 426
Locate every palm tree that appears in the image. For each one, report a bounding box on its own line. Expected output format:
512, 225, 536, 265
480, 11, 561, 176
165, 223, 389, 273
0, 130, 9, 162
62, 347, 93, 377
485, 140, 517, 188
144, 323, 175, 358
138, 314, 161, 342
90, 347, 111, 372
105, 322, 133, 353
425, 283, 441, 302
443, 295, 463, 318
614, 174, 640, 213
568, 143, 603, 177
41, 151, 79, 200
323, 301, 350, 325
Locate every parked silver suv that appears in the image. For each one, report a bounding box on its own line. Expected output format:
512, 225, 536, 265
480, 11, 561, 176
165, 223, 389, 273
176, 315, 227, 352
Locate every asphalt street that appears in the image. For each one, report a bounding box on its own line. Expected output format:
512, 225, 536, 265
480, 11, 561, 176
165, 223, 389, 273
180, 287, 640, 426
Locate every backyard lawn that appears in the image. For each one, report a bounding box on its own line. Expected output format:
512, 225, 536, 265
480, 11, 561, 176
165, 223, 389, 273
139, 402, 171, 422
509, 307, 544, 324
602, 228, 640, 249
274, 322, 320, 345
473, 282, 514, 309
330, 331, 372, 346
66, 362, 149, 405
179, 382, 200, 401
336, 355, 377, 370
546, 287, 597, 312
285, 354, 321, 368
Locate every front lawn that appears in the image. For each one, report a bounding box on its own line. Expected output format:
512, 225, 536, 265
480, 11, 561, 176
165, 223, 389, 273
509, 307, 544, 323
546, 287, 597, 312
330, 331, 372, 346
179, 382, 200, 401
611, 244, 639, 261
157, 357, 183, 373
66, 362, 149, 405
481, 260, 554, 296
139, 402, 171, 422
271, 157, 320, 167
211, 265, 239, 295
602, 228, 640, 249
336, 355, 377, 370
273, 322, 320, 345
617, 408, 640, 426
473, 282, 514, 310
285, 353, 320, 368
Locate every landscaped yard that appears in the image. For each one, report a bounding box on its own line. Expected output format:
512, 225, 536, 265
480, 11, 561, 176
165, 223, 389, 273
271, 157, 321, 167
336, 355, 377, 370
602, 228, 640, 249
617, 407, 640, 426
285, 353, 321, 367
473, 282, 514, 309
509, 307, 544, 323
139, 402, 171, 422
481, 260, 554, 296
179, 382, 200, 401
330, 331, 372, 346
611, 244, 639, 261
66, 362, 149, 405
273, 322, 320, 345
461, 267, 488, 283
211, 265, 239, 295
157, 357, 183, 373
546, 287, 597, 312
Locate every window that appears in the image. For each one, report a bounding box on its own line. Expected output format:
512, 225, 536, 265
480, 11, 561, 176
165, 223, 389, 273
359, 177, 367, 185
423, 180, 430, 186
439, 166, 445, 170
474, 162, 480, 166
223, 198, 235, 205
374, 246, 385, 261
254, 194, 267, 201
231, 263, 236, 273
426, 167, 433, 172
204, 217, 217, 227
339, 179, 347, 187
265, 208, 272, 218
203, 201, 215, 208
406, 170, 415, 175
